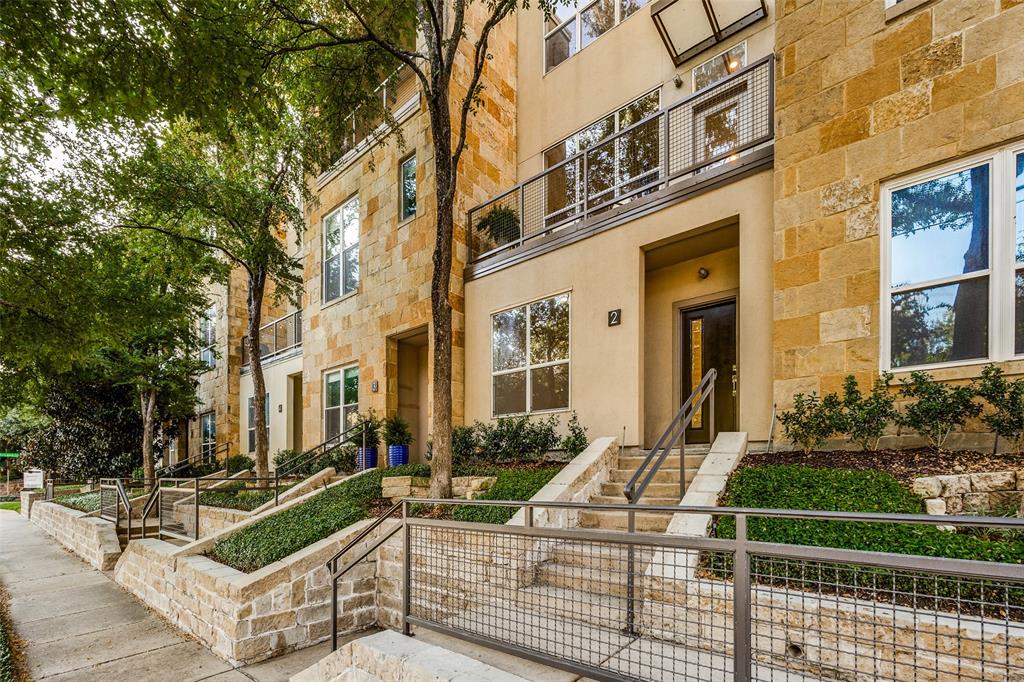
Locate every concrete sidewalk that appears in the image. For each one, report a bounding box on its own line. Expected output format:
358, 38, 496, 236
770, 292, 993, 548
0, 510, 339, 681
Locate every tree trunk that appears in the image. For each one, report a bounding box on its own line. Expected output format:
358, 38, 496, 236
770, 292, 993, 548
140, 389, 157, 487
428, 88, 456, 500
247, 269, 270, 479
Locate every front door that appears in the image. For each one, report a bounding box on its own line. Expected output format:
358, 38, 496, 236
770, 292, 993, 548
681, 300, 737, 443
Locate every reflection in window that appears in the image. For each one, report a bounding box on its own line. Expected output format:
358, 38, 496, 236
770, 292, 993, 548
492, 294, 570, 416
1017, 154, 1024, 353
199, 306, 216, 369
325, 367, 359, 442
200, 412, 216, 461
247, 394, 269, 453
324, 197, 359, 302
545, 0, 650, 72
1017, 272, 1024, 355
888, 164, 990, 368
400, 154, 416, 221
693, 42, 747, 92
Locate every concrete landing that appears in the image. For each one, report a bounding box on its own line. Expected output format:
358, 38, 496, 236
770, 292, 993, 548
0, 510, 358, 681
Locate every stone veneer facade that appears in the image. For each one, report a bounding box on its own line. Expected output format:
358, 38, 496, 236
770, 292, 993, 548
29, 501, 122, 570
772, 0, 1024, 409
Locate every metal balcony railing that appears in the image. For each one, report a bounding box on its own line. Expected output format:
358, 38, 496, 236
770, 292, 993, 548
468, 56, 774, 263
242, 310, 302, 366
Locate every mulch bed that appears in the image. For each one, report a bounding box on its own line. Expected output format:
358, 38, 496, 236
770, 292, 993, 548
741, 448, 1024, 483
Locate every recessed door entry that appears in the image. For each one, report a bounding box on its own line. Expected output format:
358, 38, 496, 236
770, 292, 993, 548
681, 300, 737, 444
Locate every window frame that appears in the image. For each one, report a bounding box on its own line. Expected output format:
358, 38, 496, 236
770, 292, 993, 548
490, 292, 572, 417
543, 0, 650, 73
247, 393, 270, 453
324, 365, 359, 442
691, 41, 747, 93
200, 411, 216, 461
199, 306, 217, 370
880, 145, 1024, 372
322, 195, 360, 304
399, 153, 417, 222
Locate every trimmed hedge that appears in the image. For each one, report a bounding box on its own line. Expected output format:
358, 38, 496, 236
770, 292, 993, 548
452, 468, 561, 524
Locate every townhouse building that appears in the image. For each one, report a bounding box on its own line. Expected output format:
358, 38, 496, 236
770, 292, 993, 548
182, 0, 1024, 466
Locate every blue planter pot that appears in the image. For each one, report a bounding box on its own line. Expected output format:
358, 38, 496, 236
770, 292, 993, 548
356, 447, 378, 470
387, 445, 410, 467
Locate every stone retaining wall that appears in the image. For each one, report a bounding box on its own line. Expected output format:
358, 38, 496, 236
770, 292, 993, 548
19, 489, 43, 518
174, 504, 251, 538
913, 470, 1024, 515
381, 475, 495, 502
30, 500, 121, 570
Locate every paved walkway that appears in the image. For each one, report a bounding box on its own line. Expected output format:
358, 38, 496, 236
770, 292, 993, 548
0, 510, 333, 681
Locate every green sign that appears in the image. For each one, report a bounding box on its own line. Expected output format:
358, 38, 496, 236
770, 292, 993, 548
0, 452, 19, 458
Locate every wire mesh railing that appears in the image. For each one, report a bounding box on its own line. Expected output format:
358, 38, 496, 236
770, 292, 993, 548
332, 499, 1024, 682
241, 310, 302, 366
468, 56, 774, 263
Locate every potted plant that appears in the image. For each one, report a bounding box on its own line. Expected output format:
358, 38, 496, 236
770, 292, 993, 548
383, 415, 414, 466
350, 410, 383, 470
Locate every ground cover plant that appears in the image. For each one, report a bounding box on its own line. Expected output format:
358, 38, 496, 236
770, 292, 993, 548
451, 467, 561, 524
53, 491, 102, 513
0, 583, 24, 682
0, 503, 17, 513
198, 482, 294, 512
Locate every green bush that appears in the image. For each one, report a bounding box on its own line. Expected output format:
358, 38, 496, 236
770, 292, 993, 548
451, 425, 478, 464
475, 415, 559, 463
54, 491, 101, 513
975, 364, 1024, 454
382, 415, 414, 446
778, 392, 844, 454
841, 372, 896, 451
560, 412, 589, 458
350, 410, 383, 449
452, 467, 561, 524
0, 600, 14, 682
199, 485, 289, 511
898, 371, 981, 451
131, 466, 145, 481
224, 454, 254, 475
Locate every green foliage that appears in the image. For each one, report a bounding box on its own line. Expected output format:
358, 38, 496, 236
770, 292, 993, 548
382, 415, 414, 446
841, 372, 897, 451
475, 415, 560, 463
0, 502, 19, 513
452, 467, 561, 524
225, 455, 255, 475
131, 466, 145, 481
350, 410, 383, 449
273, 446, 354, 478
198, 484, 290, 511
718, 465, 1024, 564
474, 206, 520, 250
451, 425, 478, 465
974, 365, 1024, 454
54, 491, 101, 513
0, 594, 13, 682
898, 371, 981, 451
560, 412, 589, 458
778, 392, 844, 454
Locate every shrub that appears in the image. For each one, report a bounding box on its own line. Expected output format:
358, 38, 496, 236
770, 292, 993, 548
349, 410, 383, 449
54, 491, 101, 513
224, 454, 254, 475
476, 415, 559, 463
199, 485, 288, 511
451, 425, 478, 464
840, 373, 896, 451
778, 392, 844, 454
898, 371, 981, 451
560, 412, 589, 458
382, 415, 414, 446
131, 466, 145, 481
452, 467, 561, 524
974, 364, 1024, 454
274, 445, 354, 478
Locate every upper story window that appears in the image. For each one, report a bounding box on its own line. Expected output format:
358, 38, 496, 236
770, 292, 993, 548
247, 393, 269, 453
692, 42, 746, 92
491, 293, 570, 416
882, 144, 1024, 370
324, 367, 359, 441
324, 197, 359, 303
199, 306, 216, 369
545, 0, 651, 73
400, 154, 417, 221
544, 89, 661, 168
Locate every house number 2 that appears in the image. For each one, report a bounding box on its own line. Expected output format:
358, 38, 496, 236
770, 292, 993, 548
608, 309, 621, 327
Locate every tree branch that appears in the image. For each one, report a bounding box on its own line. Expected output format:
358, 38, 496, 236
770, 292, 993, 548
116, 221, 253, 275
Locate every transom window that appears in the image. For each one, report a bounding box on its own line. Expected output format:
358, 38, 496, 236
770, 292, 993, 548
882, 145, 1024, 370
491, 293, 570, 416
325, 367, 359, 441
545, 0, 650, 72
400, 154, 417, 221
324, 197, 359, 302
199, 306, 216, 369
247, 393, 269, 453
200, 412, 216, 461
692, 42, 746, 92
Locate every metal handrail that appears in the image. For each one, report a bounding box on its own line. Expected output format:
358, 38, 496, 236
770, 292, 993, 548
625, 367, 716, 504
275, 421, 368, 481
241, 310, 302, 366
156, 442, 230, 478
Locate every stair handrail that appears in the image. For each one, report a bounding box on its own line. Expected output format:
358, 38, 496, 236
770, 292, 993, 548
327, 499, 405, 649
114, 478, 134, 541
140, 483, 161, 539
623, 367, 717, 504
156, 442, 230, 478
275, 421, 367, 482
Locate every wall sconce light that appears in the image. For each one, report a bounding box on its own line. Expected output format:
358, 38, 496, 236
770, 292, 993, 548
698, 267, 710, 279
673, 73, 684, 89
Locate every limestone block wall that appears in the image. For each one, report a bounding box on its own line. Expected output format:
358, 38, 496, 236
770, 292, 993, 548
30, 501, 122, 570
174, 504, 251, 538
914, 470, 1024, 515
773, 0, 1024, 409
380, 475, 495, 502
19, 489, 43, 518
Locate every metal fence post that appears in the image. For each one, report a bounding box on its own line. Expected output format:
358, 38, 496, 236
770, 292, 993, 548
733, 513, 751, 682
330, 556, 338, 651
194, 479, 200, 541
625, 507, 636, 636
402, 499, 411, 636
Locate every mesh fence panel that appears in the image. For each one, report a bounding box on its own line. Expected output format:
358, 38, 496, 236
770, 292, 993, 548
159, 484, 198, 540
98, 484, 118, 522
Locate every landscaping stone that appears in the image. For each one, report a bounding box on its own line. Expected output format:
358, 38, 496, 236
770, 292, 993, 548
911, 477, 942, 498
971, 471, 1017, 492
382, 475, 496, 502
924, 498, 946, 515
916, 469, 1024, 518
936, 475, 971, 497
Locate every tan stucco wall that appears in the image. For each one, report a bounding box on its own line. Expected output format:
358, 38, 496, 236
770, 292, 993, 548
464, 171, 774, 447
240, 354, 304, 459
514, 1, 776, 177
772, 0, 1024, 410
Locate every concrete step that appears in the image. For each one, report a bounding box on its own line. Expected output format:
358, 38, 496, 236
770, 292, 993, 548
547, 541, 654, 572
578, 509, 673, 533
590, 494, 678, 506
534, 562, 634, 598
516, 584, 632, 632
617, 453, 709, 470
609, 468, 681, 484
600, 481, 680, 498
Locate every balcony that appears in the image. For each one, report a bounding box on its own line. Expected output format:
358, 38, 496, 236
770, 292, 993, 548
241, 311, 302, 367
467, 56, 774, 267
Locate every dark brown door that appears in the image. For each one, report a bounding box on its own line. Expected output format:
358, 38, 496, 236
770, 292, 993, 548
681, 300, 737, 444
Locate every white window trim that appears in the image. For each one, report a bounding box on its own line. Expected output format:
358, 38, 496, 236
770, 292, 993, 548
322, 195, 360, 305
323, 365, 359, 441
490, 291, 572, 417
880, 144, 1024, 373
543, 0, 648, 74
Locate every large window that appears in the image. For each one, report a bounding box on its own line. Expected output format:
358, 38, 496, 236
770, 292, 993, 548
400, 154, 417, 221
545, 0, 650, 72
247, 393, 269, 453
325, 367, 359, 441
324, 197, 359, 302
492, 294, 570, 416
883, 146, 1024, 370
692, 42, 746, 92
200, 412, 216, 461
199, 306, 216, 369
